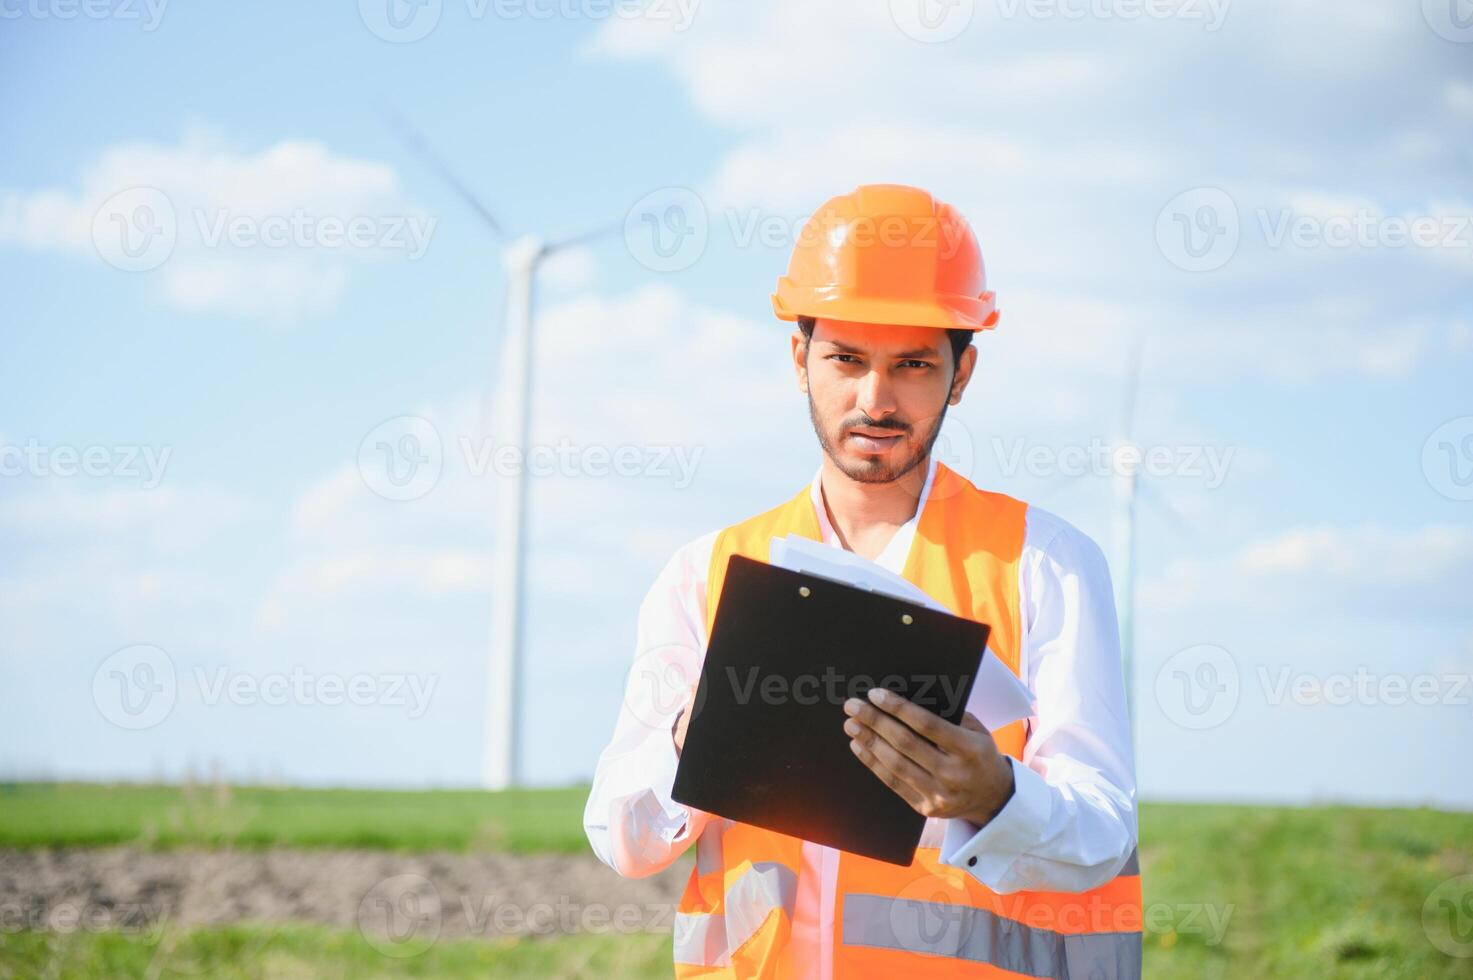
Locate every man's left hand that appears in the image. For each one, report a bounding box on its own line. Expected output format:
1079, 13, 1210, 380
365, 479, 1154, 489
844, 687, 1015, 827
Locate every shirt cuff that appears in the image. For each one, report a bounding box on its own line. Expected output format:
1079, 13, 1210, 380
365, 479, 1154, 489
646, 725, 711, 844
939, 757, 1053, 889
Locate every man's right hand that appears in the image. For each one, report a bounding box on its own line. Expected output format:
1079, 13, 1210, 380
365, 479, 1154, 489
672, 682, 697, 756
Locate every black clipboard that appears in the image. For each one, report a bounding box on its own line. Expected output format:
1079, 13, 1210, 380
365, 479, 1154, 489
671, 554, 990, 866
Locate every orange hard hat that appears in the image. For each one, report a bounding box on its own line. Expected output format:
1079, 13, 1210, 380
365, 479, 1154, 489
771, 184, 999, 331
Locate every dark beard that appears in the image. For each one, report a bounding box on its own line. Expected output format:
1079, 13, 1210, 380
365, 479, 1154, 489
806, 387, 949, 485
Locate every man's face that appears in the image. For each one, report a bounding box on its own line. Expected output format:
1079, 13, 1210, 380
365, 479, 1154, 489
792, 317, 977, 484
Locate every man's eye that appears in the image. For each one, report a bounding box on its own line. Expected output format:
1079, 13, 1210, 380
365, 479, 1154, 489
901, 360, 933, 369
829, 354, 860, 364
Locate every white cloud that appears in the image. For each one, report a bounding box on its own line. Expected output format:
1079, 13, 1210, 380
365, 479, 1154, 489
589, 0, 1467, 389
0, 482, 249, 551
1449, 81, 1473, 118
0, 132, 431, 321
1143, 523, 1473, 614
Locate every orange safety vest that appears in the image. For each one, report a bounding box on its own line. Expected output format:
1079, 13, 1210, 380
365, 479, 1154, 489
672, 461, 1143, 978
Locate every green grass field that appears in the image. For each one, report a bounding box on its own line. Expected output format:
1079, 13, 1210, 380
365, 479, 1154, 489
0, 782, 591, 853
0, 783, 1469, 978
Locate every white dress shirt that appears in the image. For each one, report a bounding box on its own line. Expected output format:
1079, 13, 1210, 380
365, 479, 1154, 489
584, 456, 1138, 977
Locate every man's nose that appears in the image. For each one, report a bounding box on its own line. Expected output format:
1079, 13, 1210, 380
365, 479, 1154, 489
855, 368, 897, 420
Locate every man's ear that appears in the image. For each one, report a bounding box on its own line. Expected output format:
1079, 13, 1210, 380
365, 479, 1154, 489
948, 343, 978, 405
791, 329, 809, 394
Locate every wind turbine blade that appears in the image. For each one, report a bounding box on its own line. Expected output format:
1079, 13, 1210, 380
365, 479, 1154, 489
1121, 340, 1143, 441
381, 103, 507, 238
545, 218, 623, 253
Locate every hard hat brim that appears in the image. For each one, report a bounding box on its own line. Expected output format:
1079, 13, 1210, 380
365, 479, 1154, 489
771, 285, 999, 332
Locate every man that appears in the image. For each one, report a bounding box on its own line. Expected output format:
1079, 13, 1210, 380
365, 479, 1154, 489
585, 184, 1142, 978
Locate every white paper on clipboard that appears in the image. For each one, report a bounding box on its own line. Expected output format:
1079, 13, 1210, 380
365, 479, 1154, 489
770, 533, 1035, 731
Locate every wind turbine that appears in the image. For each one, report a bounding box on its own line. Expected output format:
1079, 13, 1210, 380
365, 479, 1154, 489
1112, 345, 1142, 731
1109, 342, 1191, 745
384, 108, 620, 789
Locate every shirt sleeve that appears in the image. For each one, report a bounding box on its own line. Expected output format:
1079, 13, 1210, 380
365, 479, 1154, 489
938, 507, 1139, 894
584, 531, 718, 878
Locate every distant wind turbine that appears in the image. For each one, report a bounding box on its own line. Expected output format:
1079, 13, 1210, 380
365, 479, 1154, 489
384, 107, 621, 789
1110, 342, 1192, 744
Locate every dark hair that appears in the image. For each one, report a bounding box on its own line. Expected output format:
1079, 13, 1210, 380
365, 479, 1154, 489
796, 316, 972, 370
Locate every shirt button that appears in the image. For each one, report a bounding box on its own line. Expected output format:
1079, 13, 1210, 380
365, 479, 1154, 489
967, 857, 977, 867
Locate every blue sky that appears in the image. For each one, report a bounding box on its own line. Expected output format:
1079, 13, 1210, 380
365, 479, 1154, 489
1, 0, 1470, 808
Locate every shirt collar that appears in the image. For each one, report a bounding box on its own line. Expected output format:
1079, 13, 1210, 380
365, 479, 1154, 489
808, 454, 939, 574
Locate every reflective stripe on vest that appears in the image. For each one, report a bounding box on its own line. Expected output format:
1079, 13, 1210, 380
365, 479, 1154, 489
676, 460, 1143, 979
674, 861, 799, 967
843, 893, 1143, 979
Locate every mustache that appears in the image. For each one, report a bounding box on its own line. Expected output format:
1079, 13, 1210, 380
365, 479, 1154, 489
845, 415, 909, 433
